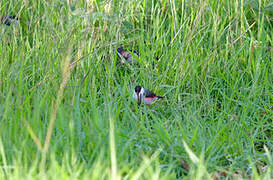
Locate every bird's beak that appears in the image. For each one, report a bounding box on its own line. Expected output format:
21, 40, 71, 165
137, 93, 141, 105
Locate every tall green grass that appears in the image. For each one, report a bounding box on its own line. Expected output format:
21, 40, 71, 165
0, 0, 272, 179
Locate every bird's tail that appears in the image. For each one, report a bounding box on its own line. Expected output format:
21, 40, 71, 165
157, 96, 164, 99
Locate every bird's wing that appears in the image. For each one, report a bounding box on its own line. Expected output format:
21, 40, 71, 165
144, 89, 156, 97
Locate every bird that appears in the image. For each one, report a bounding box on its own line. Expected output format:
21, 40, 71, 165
117, 46, 138, 64
1, 15, 19, 26
133, 85, 164, 105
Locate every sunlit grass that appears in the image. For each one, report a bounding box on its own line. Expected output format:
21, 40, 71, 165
0, 0, 272, 179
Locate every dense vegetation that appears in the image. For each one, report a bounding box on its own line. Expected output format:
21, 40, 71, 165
0, 0, 272, 179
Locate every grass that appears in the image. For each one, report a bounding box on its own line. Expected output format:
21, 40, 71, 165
0, 0, 272, 179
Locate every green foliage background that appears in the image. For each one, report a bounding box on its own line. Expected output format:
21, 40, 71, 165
0, 0, 272, 179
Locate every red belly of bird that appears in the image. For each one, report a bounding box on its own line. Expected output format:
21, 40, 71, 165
144, 96, 157, 104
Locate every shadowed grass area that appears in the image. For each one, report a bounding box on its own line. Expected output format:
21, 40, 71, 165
0, 0, 272, 179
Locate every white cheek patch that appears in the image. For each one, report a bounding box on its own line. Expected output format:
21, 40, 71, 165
133, 87, 146, 104
140, 88, 145, 97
